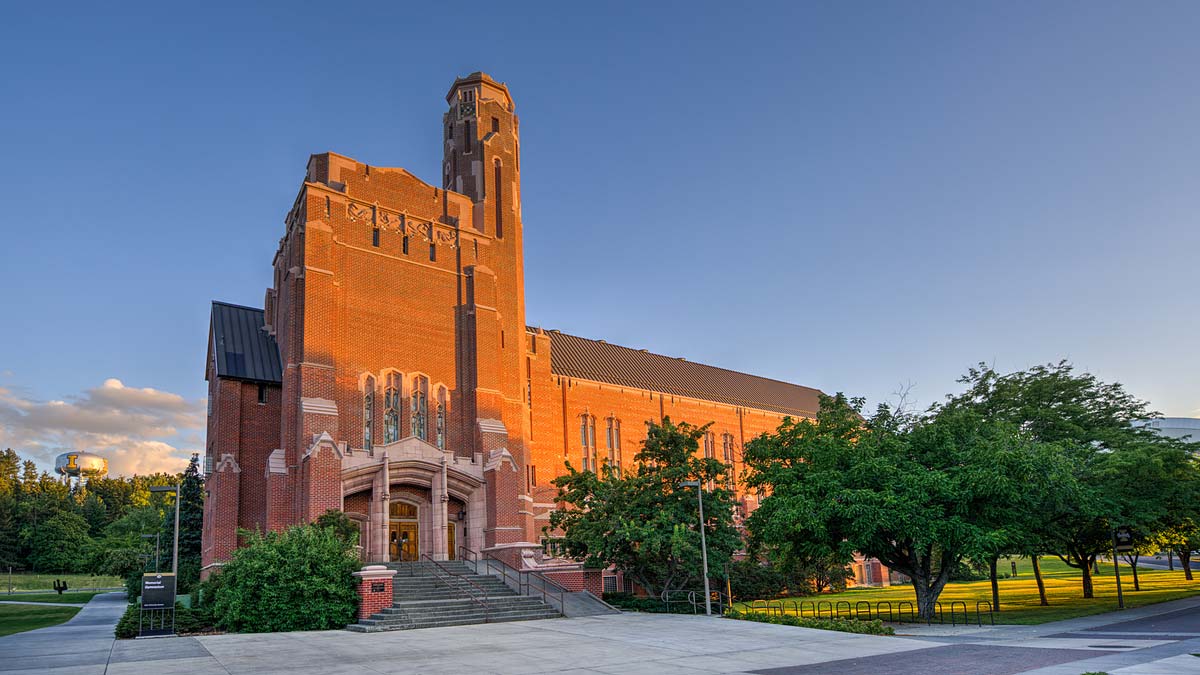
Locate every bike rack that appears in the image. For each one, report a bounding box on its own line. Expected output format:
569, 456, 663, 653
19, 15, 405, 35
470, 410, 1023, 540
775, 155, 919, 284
855, 601, 872, 620
975, 600, 995, 626
877, 600, 893, 622
835, 601, 851, 619
817, 600, 833, 619
949, 601, 967, 626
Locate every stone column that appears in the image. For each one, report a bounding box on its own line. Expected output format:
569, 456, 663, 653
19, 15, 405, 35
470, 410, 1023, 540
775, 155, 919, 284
352, 565, 397, 620
375, 454, 390, 562
430, 454, 449, 560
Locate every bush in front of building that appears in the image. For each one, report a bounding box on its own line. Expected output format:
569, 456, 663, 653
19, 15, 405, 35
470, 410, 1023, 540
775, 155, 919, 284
601, 592, 702, 613
210, 523, 360, 633
725, 609, 894, 636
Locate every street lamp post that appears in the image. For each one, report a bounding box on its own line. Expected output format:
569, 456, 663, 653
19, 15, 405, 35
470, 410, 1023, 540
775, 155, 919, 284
680, 480, 712, 616
141, 533, 161, 572
149, 485, 180, 575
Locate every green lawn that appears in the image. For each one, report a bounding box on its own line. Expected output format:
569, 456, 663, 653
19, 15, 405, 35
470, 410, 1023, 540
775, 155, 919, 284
1, 592, 102, 604
0, 604, 81, 637
740, 557, 1200, 625
1, 573, 122, 593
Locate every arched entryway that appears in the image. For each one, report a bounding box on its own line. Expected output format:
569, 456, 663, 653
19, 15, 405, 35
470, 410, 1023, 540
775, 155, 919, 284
388, 500, 420, 561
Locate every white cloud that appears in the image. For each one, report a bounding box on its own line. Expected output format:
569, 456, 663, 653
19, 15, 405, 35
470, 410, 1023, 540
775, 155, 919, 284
0, 378, 206, 476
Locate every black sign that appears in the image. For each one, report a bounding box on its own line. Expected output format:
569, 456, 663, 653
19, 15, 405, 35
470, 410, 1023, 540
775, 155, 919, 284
371, 582, 386, 593
1115, 526, 1135, 553
142, 573, 176, 610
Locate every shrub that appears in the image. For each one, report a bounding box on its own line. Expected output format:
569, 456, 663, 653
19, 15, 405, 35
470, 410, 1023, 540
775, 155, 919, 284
725, 609, 894, 636
114, 603, 139, 639
114, 601, 217, 638
602, 592, 699, 613
211, 523, 360, 632
174, 604, 216, 634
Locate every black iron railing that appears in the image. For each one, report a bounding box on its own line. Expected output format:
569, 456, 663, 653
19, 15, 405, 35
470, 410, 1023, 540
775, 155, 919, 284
418, 553, 492, 621
738, 597, 995, 626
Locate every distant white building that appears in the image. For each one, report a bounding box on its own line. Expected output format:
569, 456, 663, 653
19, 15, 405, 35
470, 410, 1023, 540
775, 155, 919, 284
1136, 417, 1200, 442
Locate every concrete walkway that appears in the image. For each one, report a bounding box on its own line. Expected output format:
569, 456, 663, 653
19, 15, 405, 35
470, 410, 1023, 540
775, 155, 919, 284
2, 593, 1198, 674
890, 595, 1200, 675
0, 591, 126, 674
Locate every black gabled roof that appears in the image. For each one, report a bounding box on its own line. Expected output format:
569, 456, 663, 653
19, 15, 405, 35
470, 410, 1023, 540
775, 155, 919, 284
210, 301, 282, 384
538, 328, 822, 417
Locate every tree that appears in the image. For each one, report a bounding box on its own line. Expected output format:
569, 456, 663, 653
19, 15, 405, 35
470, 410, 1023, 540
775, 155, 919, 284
316, 509, 361, 546
22, 511, 93, 573
744, 394, 1036, 619
943, 362, 1199, 598
548, 417, 740, 598
161, 454, 204, 591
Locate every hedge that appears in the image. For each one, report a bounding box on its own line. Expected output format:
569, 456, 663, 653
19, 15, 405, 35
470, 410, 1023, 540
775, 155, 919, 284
725, 609, 895, 635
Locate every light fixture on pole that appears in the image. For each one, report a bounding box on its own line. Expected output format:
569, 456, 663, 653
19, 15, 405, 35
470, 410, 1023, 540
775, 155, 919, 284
149, 485, 181, 576
680, 480, 712, 616
141, 533, 161, 573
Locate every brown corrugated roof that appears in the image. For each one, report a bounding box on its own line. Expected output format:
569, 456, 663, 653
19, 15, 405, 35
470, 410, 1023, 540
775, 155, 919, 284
537, 328, 821, 416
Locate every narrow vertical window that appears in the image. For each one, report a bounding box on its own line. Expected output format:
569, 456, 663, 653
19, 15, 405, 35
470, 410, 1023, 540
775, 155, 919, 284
436, 387, 447, 450
446, 123, 452, 141
402, 235, 409, 255
530, 464, 537, 486
411, 376, 429, 441
363, 376, 375, 452
257, 383, 267, 404
384, 373, 400, 443
703, 432, 714, 459
614, 419, 622, 470
491, 116, 500, 133
464, 122, 472, 154
429, 243, 437, 262
494, 159, 503, 239
580, 414, 593, 472
372, 228, 380, 247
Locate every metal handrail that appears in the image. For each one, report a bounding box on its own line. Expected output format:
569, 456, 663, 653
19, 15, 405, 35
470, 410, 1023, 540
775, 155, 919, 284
662, 589, 731, 614
419, 554, 491, 621
477, 554, 568, 615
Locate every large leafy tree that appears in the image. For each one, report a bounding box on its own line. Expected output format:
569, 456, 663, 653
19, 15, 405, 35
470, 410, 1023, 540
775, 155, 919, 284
22, 510, 93, 573
548, 417, 740, 598
744, 393, 1037, 619
944, 362, 1200, 598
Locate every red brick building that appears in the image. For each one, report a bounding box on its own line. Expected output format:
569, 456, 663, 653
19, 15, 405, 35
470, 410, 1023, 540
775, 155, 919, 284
201, 73, 832, 579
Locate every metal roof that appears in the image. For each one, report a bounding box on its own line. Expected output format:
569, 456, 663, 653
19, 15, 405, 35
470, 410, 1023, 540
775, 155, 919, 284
540, 329, 822, 416
210, 301, 282, 384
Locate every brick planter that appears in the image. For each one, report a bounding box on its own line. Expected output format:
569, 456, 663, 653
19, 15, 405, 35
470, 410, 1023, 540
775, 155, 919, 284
353, 565, 397, 619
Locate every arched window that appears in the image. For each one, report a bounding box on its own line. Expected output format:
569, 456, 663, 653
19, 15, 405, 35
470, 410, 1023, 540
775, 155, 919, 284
384, 373, 401, 444
494, 159, 503, 239
436, 387, 448, 450
606, 417, 622, 471
411, 376, 429, 441
363, 376, 375, 452
579, 414, 596, 472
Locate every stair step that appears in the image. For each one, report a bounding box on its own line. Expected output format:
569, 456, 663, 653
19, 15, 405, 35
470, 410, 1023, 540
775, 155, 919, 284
348, 565, 561, 632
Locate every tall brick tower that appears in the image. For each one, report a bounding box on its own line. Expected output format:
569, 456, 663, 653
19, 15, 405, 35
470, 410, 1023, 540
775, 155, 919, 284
443, 73, 535, 558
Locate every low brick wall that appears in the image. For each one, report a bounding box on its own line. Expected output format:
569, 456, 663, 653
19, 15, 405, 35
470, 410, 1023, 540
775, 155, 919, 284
542, 568, 603, 595
353, 565, 397, 619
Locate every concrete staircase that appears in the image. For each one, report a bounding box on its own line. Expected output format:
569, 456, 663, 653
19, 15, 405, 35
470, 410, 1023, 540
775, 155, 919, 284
347, 560, 561, 632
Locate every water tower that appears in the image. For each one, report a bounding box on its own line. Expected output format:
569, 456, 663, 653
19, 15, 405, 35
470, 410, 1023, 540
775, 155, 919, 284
54, 452, 109, 488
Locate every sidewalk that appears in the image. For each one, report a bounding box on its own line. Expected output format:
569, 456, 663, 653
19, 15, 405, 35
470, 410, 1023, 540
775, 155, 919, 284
0, 591, 126, 673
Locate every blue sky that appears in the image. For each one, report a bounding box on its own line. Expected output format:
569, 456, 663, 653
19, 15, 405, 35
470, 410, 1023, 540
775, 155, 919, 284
1, 2, 1197, 474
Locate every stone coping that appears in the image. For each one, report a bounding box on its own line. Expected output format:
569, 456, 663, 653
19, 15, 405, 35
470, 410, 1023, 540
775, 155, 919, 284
353, 564, 399, 580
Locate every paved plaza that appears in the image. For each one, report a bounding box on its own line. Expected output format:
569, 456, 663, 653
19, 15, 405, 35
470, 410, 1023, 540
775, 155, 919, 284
1, 592, 1199, 674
